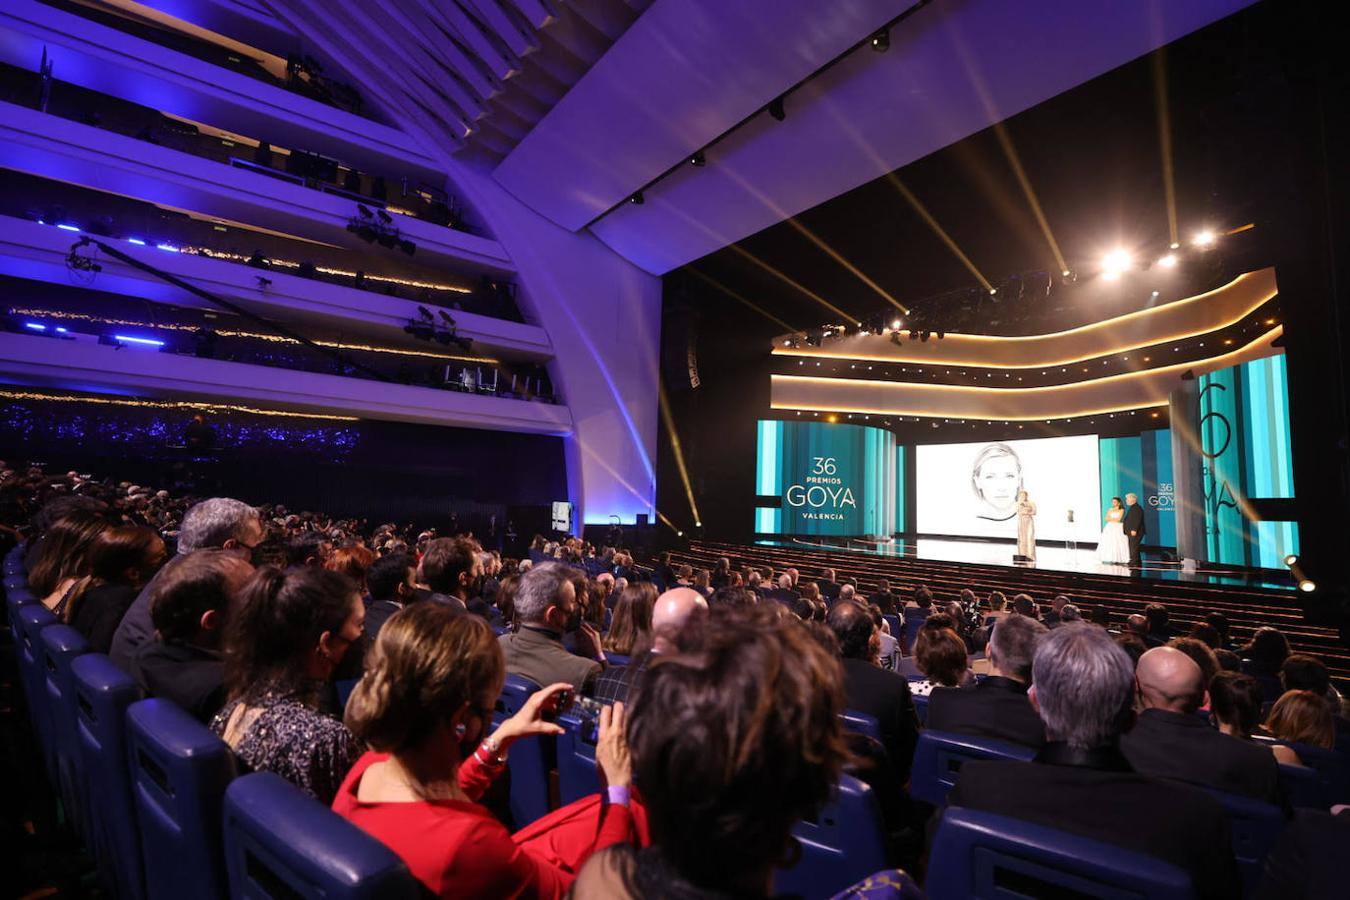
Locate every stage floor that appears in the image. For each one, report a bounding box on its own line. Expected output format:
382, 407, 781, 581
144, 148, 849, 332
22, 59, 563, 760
754, 536, 1296, 591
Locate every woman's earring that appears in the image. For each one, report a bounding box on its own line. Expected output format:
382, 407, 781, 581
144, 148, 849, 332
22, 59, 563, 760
454, 723, 467, 738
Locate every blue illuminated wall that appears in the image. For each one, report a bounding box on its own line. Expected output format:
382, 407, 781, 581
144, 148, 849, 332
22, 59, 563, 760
1099, 429, 1175, 548
755, 419, 902, 536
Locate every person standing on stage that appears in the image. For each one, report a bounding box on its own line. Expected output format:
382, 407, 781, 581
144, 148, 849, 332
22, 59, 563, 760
1123, 492, 1146, 569
1015, 490, 1037, 562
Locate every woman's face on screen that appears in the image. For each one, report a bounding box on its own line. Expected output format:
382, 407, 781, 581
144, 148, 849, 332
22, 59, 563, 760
975, 455, 1021, 513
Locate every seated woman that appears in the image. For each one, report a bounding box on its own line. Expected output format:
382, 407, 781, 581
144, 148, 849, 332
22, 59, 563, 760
1263, 689, 1336, 764
212, 567, 366, 804
571, 603, 852, 898
603, 582, 656, 658
27, 511, 111, 612
336, 603, 635, 898
62, 524, 166, 652
1209, 672, 1302, 766
910, 626, 972, 697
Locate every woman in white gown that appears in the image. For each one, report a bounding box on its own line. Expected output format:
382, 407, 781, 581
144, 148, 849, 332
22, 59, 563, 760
1098, 496, 1131, 564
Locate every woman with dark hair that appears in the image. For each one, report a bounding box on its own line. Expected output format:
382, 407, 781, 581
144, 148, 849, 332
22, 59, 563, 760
572, 604, 850, 898
911, 627, 971, 697
1241, 627, 1292, 703
1209, 672, 1301, 766
604, 582, 656, 657
62, 524, 166, 652
28, 511, 111, 611
336, 604, 635, 898
212, 566, 366, 803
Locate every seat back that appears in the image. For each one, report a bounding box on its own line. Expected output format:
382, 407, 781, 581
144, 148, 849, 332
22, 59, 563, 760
17, 603, 59, 776
901, 608, 929, 650
911, 692, 929, 727
606, 653, 630, 668
1278, 761, 1328, 809
493, 674, 552, 825
1285, 743, 1350, 804
927, 807, 1196, 900
556, 712, 601, 807
841, 710, 884, 745
779, 774, 889, 898
126, 698, 237, 900
7, 586, 35, 648
223, 772, 420, 899
910, 730, 1036, 806
1204, 788, 1284, 894
72, 654, 145, 900
40, 624, 92, 837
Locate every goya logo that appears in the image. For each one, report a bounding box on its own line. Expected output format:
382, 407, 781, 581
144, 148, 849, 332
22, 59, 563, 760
786, 458, 856, 519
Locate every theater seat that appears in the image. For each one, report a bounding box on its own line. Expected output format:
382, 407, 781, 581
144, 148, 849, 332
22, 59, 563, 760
910, 730, 1036, 806
927, 807, 1196, 900
556, 712, 600, 807
830, 868, 922, 900
606, 653, 630, 668
71, 654, 145, 900
493, 674, 552, 825
126, 698, 238, 900
911, 693, 929, 726
841, 710, 884, 745
779, 774, 889, 899
17, 603, 59, 778
1203, 788, 1284, 895
1278, 762, 1328, 809
6, 585, 35, 645
40, 624, 92, 839
223, 772, 420, 899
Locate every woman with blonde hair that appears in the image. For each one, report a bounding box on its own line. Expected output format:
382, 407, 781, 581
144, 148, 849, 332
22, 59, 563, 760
1263, 690, 1335, 765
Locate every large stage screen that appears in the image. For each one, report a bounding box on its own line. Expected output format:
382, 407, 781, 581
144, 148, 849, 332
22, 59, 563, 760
915, 434, 1101, 543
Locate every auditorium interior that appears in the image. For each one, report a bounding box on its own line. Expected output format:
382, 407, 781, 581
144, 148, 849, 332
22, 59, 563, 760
3, 1, 1350, 897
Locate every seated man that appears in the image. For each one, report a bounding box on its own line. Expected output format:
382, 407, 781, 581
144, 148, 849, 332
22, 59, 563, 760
498, 562, 603, 692
364, 552, 418, 638
927, 613, 1047, 749
134, 549, 253, 722
763, 574, 800, 607
1143, 603, 1174, 648
592, 587, 708, 704
827, 600, 920, 780
941, 625, 1239, 900
419, 536, 481, 613
1122, 646, 1280, 803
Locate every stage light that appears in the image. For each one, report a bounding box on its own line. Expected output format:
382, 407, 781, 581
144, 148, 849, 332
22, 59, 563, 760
891, 319, 902, 330
1157, 253, 1178, 268
1298, 579, 1316, 593
1151, 291, 1160, 298
126, 237, 146, 246
56, 223, 80, 232
989, 288, 997, 295
156, 243, 180, 252
689, 151, 706, 167
1061, 269, 1071, 277
920, 331, 930, 342
695, 520, 702, 527
1100, 249, 1133, 279
628, 192, 644, 205
1193, 229, 1217, 248
768, 96, 786, 121
113, 334, 166, 347
24, 322, 46, 331
1284, 554, 1299, 566
869, 28, 889, 51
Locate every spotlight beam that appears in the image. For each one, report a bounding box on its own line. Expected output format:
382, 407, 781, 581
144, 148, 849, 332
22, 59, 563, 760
659, 385, 702, 527
784, 216, 909, 313
727, 244, 858, 324
687, 268, 799, 333
1152, 50, 1180, 249
886, 175, 995, 294
991, 123, 1069, 278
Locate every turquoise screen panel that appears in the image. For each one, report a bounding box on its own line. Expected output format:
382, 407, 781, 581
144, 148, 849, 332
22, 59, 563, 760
755, 419, 901, 535
1099, 429, 1176, 548
1198, 354, 1298, 567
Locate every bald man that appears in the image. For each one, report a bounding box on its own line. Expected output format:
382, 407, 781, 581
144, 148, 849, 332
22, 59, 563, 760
591, 587, 708, 704
1121, 646, 1280, 802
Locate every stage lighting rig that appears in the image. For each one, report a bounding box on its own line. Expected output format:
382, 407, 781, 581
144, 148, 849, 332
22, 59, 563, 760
689, 151, 706, 167
346, 203, 415, 255
869, 28, 890, 51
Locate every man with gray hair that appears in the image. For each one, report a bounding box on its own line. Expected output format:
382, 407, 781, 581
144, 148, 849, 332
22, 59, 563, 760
498, 562, 603, 693
927, 613, 1047, 748
940, 625, 1239, 898
110, 497, 264, 676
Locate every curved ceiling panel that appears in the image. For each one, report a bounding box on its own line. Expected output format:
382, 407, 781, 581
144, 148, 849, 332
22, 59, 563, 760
770, 327, 1282, 421
773, 269, 1277, 369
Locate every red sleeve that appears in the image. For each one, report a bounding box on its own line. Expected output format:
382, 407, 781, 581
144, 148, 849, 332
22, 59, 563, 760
449, 817, 573, 900
456, 752, 502, 803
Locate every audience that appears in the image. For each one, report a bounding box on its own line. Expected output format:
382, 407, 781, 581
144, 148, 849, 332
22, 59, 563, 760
1264, 690, 1335, 757
1122, 646, 1280, 802
337, 603, 635, 897
363, 552, 418, 639
573, 605, 849, 898
136, 550, 253, 722
1142, 602, 1174, 647
1167, 636, 1221, 689
1242, 626, 1292, 702
592, 588, 707, 705
927, 613, 1047, 748
911, 626, 971, 696
602, 582, 656, 657
29, 510, 111, 611
499, 563, 603, 692
941, 624, 1240, 898
61, 524, 166, 652
827, 601, 920, 778
212, 566, 366, 803
327, 545, 376, 593
419, 536, 481, 612
1209, 671, 1302, 766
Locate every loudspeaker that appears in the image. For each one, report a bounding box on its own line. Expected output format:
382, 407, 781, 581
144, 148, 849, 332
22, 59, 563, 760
661, 300, 700, 390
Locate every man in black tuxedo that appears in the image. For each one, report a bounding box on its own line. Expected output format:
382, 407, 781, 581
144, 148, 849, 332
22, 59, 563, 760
1123, 492, 1146, 568
1122, 646, 1281, 803
938, 624, 1239, 900
926, 613, 1047, 749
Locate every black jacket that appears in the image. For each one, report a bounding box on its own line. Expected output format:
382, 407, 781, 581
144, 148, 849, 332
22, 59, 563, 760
135, 640, 225, 723
1121, 708, 1282, 803
944, 743, 1240, 900
1123, 502, 1146, 538
839, 657, 921, 780
925, 676, 1046, 750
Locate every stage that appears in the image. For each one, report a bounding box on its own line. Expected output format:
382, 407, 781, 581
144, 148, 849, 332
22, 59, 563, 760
753, 536, 1297, 592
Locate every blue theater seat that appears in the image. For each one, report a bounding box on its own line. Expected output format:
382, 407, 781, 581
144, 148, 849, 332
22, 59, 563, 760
831, 869, 923, 900
40, 624, 92, 837
493, 673, 552, 824
556, 712, 601, 806
71, 654, 145, 900
927, 807, 1196, 900
17, 603, 59, 777
779, 774, 889, 899
126, 698, 238, 900
223, 772, 420, 899
910, 692, 929, 726
7, 585, 35, 645
910, 730, 1036, 806
5, 574, 29, 593
1204, 788, 1284, 895
1282, 743, 1350, 804
841, 710, 884, 745
1278, 761, 1328, 809
606, 653, 630, 668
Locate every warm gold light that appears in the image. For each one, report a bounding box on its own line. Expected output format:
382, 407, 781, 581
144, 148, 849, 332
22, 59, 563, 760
0, 387, 358, 421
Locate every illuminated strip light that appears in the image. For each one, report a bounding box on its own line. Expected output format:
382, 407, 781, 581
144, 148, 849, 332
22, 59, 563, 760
186, 247, 474, 293
57, 223, 81, 232
113, 335, 166, 347
769, 327, 1283, 421
24, 322, 46, 331
7, 309, 498, 364
772, 270, 1277, 369
0, 388, 358, 421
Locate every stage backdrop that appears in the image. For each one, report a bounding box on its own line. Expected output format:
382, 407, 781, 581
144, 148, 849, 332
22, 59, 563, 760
1099, 429, 1176, 548
755, 419, 903, 536
914, 434, 1101, 543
